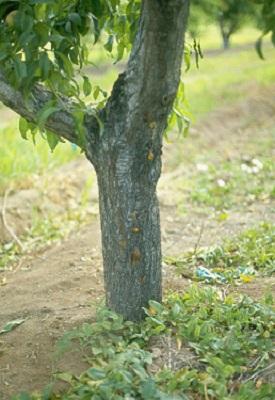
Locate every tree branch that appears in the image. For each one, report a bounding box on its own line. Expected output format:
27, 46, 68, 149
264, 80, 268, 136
0, 69, 100, 155
125, 0, 190, 126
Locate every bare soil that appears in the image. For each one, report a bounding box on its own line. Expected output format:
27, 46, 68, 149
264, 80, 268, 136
0, 87, 275, 399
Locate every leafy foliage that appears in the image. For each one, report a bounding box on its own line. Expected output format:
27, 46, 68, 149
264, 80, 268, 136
15, 286, 275, 399
252, 0, 275, 58
0, 0, 141, 148
0, 0, 139, 93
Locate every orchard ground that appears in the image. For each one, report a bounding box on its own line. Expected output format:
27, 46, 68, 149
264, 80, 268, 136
0, 30, 274, 398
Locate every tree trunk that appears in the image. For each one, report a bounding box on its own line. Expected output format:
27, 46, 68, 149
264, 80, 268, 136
97, 153, 162, 321
87, 0, 190, 321
222, 32, 230, 50
94, 71, 164, 321
219, 19, 231, 50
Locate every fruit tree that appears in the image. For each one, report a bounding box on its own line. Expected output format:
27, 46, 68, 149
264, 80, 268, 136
0, 0, 190, 321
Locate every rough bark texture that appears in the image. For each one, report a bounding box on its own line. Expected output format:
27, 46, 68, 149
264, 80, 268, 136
88, 0, 190, 320
0, 0, 190, 321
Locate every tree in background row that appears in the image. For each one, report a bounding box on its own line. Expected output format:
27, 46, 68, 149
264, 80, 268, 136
0, 0, 190, 321
190, 0, 258, 49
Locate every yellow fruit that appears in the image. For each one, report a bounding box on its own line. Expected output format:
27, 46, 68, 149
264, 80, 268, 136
5, 10, 18, 27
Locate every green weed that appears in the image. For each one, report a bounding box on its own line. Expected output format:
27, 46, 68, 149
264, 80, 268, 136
165, 223, 275, 284
0, 204, 92, 270
14, 286, 275, 400
186, 156, 274, 211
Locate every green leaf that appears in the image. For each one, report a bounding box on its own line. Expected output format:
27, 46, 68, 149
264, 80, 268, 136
140, 379, 157, 398
255, 36, 265, 60
19, 117, 29, 140
39, 52, 51, 79
83, 76, 92, 97
55, 51, 74, 77
86, 367, 106, 380
184, 50, 191, 72
16, 393, 32, 400
0, 319, 25, 335
93, 85, 100, 100
46, 130, 60, 152
148, 300, 164, 313
104, 35, 114, 52
37, 103, 61, 129
55, 372, 73, 384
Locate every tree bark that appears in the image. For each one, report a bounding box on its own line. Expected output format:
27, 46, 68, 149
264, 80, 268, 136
222, 32, 230, 50
87, 0, 190, 320
96, 148, 162, 321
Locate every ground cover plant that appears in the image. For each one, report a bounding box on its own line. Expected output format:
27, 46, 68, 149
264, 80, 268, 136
10, 222, 275, 399
14, 285, 275, 400
165, 222, 275, 284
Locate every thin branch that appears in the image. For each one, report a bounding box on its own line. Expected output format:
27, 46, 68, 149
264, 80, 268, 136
192, 221, 206, 256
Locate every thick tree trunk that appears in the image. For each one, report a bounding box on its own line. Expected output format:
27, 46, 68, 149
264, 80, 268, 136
94, 71, 164, 321
97, 158, 162, 321
87, 0, 190, 321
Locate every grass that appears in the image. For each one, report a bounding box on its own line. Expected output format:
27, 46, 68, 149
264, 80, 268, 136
0, 208, 87, 270
0, 176, 95, 270
169, 128, 275, 215
189, 25, 269, 51
165, 222, 275, 284
187, 154, 274, 211
184, 44, 275, 120
0, 123, 80, 194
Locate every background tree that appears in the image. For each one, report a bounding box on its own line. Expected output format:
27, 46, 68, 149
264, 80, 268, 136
0, 0, 190, 321
190, 0, 257, 49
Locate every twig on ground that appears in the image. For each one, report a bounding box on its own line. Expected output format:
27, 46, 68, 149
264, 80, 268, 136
244, 362, 275, 383
12, 258, 24, 274
193, 221, 206, 256
1, 187, 25, 251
